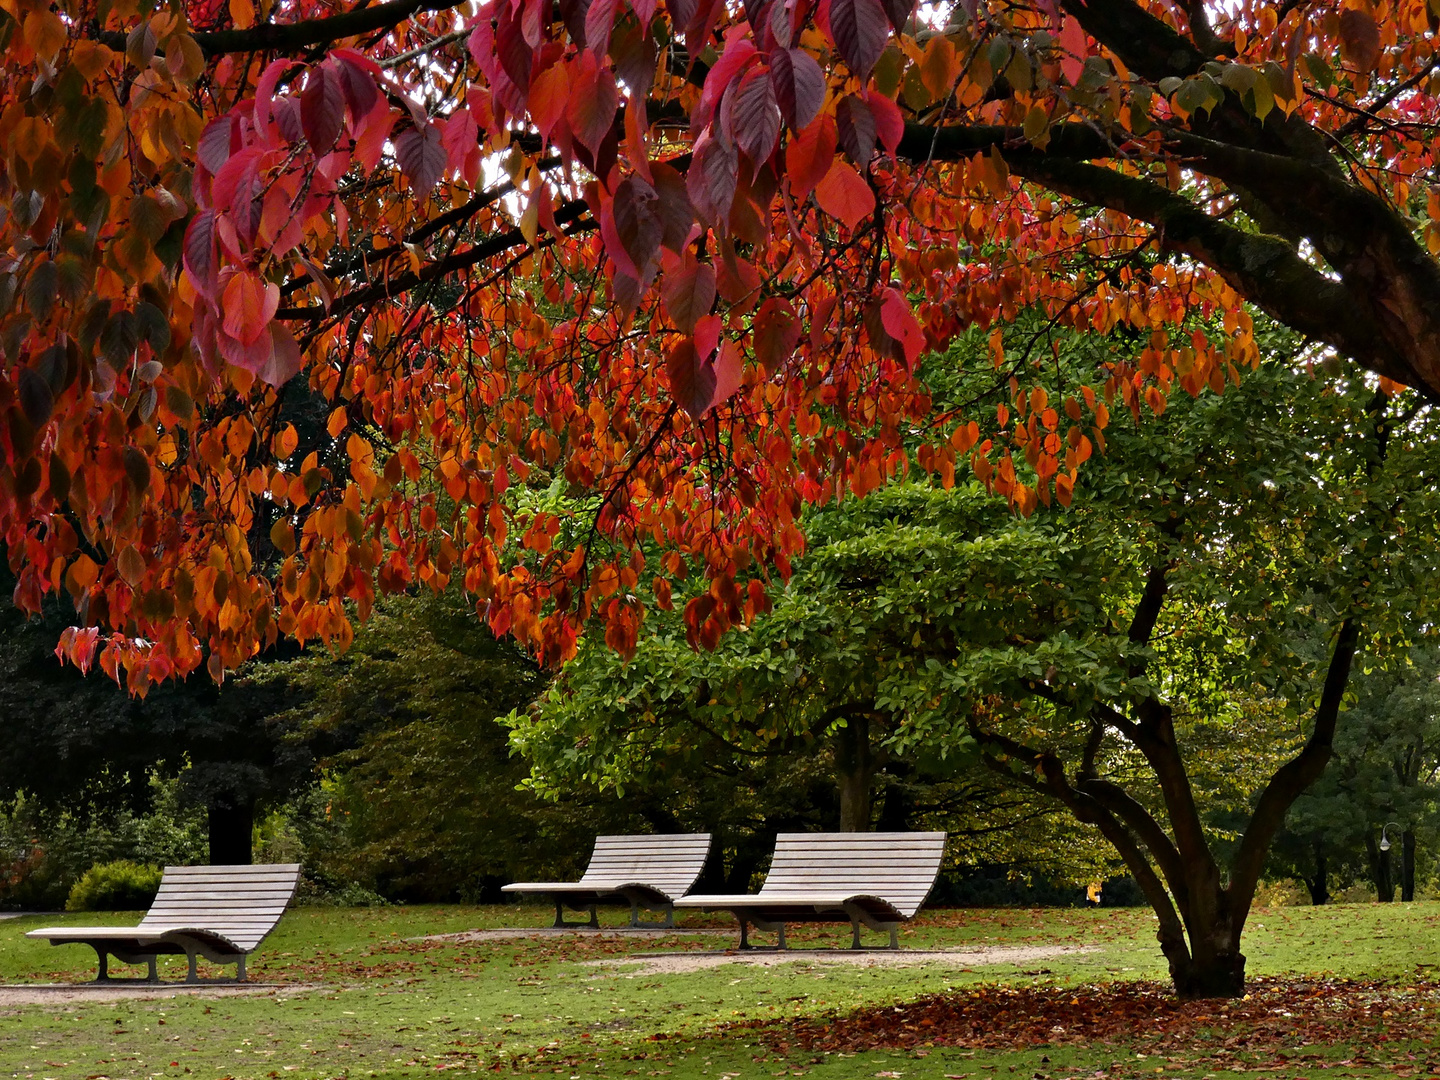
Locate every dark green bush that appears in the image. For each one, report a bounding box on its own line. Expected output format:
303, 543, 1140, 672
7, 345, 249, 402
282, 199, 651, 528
65, 860, 163, 912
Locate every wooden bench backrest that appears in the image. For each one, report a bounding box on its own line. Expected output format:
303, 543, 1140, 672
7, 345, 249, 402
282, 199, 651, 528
758, 832, 947, 919
137, 864, 302, 951
577, 834, 711, 898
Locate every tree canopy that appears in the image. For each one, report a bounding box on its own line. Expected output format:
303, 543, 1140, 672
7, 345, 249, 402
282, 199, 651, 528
3, 0, 1439, 680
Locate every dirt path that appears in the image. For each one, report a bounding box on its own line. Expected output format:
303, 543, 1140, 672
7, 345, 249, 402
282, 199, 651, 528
581, 943, 1095, 975
0, 983, 320, 1005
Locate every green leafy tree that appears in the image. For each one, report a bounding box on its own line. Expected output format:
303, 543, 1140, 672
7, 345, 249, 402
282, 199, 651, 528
0, 572, 314, 863
513, 347, 1440, 997
1267, 647, 1440, 903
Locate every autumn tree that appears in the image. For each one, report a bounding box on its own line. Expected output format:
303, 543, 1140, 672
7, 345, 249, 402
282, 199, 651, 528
3, 0, 1440, 686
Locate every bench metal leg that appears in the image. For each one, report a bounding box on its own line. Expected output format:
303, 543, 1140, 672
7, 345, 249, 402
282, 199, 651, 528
186, 952, 199, 984
236, 955, 246, 982
627, 900, 674, 929
94, 950, 109, 983
147, 957, 158, 981
552, 899, 599, 929
738, 915, 785, 949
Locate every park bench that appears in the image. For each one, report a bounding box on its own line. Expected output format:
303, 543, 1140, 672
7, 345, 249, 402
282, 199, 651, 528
503, 833, 711, 929
672, 831, 946, 949
27, 863, 301, 983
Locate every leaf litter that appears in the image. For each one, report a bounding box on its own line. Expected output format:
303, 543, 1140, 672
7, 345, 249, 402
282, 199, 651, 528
728, 976, 1440, 1073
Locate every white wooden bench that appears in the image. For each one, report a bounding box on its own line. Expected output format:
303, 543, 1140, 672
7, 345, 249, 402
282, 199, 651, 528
503, 834, 711, 929
673, 832, 946, 949
27, 863, 301, 983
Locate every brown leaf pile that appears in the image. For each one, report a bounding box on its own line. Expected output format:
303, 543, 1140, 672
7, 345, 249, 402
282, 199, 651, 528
734, 977, 1440, 1058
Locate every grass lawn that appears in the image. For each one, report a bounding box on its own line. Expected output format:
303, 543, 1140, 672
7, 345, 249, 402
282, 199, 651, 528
0, 902, 1437, 1080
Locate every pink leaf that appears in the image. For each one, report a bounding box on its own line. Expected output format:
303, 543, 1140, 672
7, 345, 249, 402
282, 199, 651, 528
632, 0, 659, 32
667, 338, 715, 419
253, 58, 290, 136
694, 313, 722, 360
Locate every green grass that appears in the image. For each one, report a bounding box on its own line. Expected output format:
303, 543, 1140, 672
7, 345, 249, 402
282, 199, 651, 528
1, 902, 1437, 1080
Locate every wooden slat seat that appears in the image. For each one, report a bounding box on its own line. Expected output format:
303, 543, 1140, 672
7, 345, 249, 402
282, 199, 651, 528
27, 863, 301, 983
673, 832, 946, 949
503, 834, 711, 928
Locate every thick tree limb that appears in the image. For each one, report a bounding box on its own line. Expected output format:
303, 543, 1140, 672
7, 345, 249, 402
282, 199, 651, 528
1228, 616, 1361, 923
195, 0, 469, 55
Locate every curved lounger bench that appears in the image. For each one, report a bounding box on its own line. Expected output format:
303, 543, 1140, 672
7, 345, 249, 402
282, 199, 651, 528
27, 863, 301, 983
673, 832, 946, 950
503, 834, 711, 929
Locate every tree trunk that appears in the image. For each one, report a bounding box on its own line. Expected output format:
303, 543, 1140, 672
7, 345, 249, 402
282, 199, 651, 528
1163, 902, 1247, 1000
208, 792, 255, 865
1402, 829, 1416, 902
834, 714, 875, 832
1304, 843, 1330, 906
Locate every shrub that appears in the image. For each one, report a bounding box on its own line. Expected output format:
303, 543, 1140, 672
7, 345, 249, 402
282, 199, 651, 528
65, 860, 163, 912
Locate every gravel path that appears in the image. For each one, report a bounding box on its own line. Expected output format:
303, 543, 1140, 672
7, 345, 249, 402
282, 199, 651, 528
579, 943, 1095, 975
0, 983, 320, 1006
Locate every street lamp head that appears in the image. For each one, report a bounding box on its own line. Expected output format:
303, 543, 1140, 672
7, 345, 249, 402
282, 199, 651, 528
1379, 821, 1401, 853
1380, 836, 1391, 852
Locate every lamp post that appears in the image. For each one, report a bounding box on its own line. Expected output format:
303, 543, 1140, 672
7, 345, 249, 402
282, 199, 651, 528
1379, 821, 1402, 852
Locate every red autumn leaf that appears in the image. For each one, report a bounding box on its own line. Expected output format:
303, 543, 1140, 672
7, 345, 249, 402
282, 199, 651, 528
814, 158, 875, 230
836, 93, 877, 164
697, 37, 758, 129
880, 287, 925, 368
395, 122, 445, 194
183, 209, 219, 300
667, 337, 717, 418
1059, 16, 1086, 86
1339, 9, 1381, 73
828, 0, 889, 82
866, 90, 904, 154
687, 131, 739, 227
586, 0, 620, 56
221, 272, 279, 345
785, 113, 837, 199
609, 174, 664, 279
769, 47, 826, 131
651, 163, 696, 251
662, 260, 717, 332
752, 296, 801, 372
495, 3, 534, 96
301, 63, 345, 153
567, 57, 620, 156
528, 62, 570, 139
333, 48, 381, 118
879, 0, 913, 33
711, 338, 745, 407
726, 67, 782, 170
